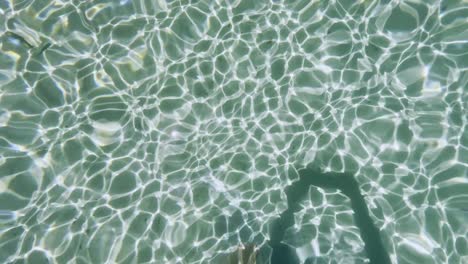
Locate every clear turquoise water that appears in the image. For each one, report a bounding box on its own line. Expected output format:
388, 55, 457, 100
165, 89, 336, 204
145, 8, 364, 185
0, 0, 467, 263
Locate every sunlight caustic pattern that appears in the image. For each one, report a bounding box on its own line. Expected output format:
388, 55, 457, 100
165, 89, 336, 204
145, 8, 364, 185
0, 0, 467, 263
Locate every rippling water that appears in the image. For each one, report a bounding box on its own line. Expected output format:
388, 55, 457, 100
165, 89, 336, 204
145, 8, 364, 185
0, 0, 467, 263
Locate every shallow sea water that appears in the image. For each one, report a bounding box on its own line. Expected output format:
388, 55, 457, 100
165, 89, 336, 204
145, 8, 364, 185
0, 0, 467, 263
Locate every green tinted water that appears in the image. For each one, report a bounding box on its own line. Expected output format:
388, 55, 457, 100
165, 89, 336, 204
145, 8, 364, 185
0, 0, 467, 263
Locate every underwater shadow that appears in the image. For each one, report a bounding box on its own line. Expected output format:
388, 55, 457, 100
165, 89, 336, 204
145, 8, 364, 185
265, 166, 391, 264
